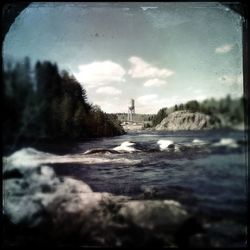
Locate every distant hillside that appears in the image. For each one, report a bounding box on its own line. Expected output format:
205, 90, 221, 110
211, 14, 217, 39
152, 95, 244, 129
155, 110, 221, 131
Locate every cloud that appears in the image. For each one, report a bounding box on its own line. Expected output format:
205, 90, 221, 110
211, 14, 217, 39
193, 89, 203, 94
137, 94, 158, 105
191, 90, 207, 101
136, 94, 174, 113
96, 86, 122, 95
219, 73, 243, 86
215, 44, 234, 54
143, 78, 167, 87
74, 60, 126, 88
143, 9, 189, 29
92, 100, 127, 113
128, 56, 174, 79
195, 95, 207, 101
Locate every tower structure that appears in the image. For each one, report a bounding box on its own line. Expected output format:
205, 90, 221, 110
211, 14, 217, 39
127, 99, 135, 122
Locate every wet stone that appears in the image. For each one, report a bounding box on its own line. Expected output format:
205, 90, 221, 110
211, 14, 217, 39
2, 162, 207, 247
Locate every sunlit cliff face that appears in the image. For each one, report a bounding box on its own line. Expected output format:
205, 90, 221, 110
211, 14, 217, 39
3, 2, 243, 113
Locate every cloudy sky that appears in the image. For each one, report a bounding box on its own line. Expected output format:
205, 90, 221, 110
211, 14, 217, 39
3, 2, 243, 114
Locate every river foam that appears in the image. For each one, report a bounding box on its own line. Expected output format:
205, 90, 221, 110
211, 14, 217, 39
212, 138, 239, 148
157, 140, 175, 151
113, 141, 140, 153
4, 147, 142, 170
192, 139, 208, 145
4, 136, 242, 173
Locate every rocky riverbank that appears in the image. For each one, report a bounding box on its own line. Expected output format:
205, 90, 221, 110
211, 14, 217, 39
3, 159, 209, 247
155, 110, 221, 131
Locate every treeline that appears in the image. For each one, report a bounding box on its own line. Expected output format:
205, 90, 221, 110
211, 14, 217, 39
3, 57, 124, 146
152, 96, 244, 127
114, 113, 154, 123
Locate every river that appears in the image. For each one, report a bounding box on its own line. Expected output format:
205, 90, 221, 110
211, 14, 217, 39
4, 129, 247, 247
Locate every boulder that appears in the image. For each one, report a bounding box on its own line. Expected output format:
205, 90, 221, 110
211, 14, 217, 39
3, 161, 205, 247
119, 200, 188, 227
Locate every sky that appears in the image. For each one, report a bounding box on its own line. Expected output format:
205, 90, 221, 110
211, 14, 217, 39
3, 2, 244, 114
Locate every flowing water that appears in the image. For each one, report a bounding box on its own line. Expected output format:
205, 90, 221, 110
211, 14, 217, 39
4, 129, 248, 247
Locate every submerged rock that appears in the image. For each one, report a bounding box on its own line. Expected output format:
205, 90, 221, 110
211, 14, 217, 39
155, 110, 221, 131
83, 148, 120, 155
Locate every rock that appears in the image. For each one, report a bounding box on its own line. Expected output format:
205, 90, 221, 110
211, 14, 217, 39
3, 160, 204, 247
118, 200, 189, 233
3, 162, 127, 245
117, 200, 207, 247
83, 148, 120, 155
3, 165, 94, 227
3, 168, 23, 179
155, 110, 221, 131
